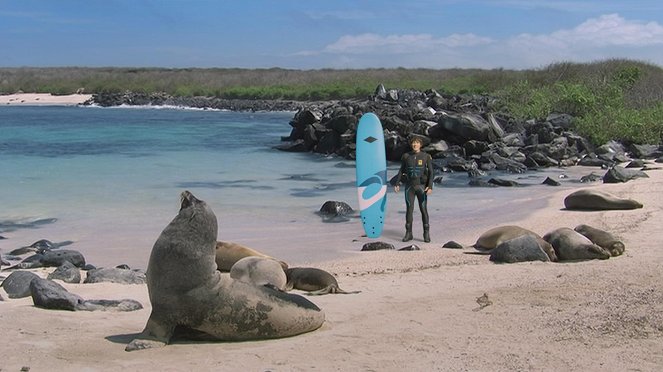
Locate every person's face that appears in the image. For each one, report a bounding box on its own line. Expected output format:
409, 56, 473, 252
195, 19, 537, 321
410, 140, 421, 152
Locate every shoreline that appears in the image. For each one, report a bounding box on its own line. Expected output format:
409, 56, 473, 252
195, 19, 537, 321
0, 93, 93, 106
2, 168, 662, 370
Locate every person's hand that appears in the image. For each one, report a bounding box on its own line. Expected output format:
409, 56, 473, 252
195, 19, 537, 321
394, 185, 400, 193
425, 187, 432, 195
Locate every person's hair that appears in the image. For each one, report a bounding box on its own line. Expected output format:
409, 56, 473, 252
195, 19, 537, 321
409, 137, 423, 145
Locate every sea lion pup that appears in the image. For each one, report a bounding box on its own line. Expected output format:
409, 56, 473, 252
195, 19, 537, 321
543, 227, 611, 261
126, 191, 324, 352
473, 225, 557, 262
285, 267, 361, 295
215, 241, 288, 272
574, 224, 625, 257
229, 256, 287, 291
564, 189, 643, 210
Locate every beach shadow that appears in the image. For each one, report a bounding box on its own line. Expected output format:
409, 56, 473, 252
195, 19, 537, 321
106, 332, 142, 345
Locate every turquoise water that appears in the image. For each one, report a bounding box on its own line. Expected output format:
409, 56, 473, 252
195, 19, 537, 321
0, 106, 588, 268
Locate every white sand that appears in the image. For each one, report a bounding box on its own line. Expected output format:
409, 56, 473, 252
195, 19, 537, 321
2, 168, 663, 371
0, 93, 92, 106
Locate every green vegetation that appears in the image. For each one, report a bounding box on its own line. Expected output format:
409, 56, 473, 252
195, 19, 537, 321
1, 59, 662, 145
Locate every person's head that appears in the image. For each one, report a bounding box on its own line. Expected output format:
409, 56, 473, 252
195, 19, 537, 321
409, 137, 423, 152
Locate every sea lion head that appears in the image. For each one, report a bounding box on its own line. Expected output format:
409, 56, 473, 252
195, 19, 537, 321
584, 244, 611, 260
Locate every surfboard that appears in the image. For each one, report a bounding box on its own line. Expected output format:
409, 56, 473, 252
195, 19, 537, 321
355, 113, 387, 238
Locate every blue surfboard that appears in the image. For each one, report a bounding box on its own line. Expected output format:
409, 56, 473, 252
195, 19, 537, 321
355, 113, 387, 238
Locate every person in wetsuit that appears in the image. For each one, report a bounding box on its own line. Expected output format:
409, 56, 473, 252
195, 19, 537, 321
394, 136, 434, 242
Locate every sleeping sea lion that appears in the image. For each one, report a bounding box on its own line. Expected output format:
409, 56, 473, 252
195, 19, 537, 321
285, 267, 360, 295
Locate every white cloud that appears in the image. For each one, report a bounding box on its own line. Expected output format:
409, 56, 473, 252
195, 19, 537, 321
302, 13, 663, 69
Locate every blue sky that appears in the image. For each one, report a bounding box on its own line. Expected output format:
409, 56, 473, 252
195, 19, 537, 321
1, 0, 662, 69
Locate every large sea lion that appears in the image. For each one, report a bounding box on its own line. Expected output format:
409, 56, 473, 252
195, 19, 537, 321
285, 267, 360, 295
125, 191, 324, 351
229, 256, 287, 291
473, 225, 557, 262
563, 189, 643, 210
543, 227, 611, 261
573, 224, 625, 257
215, 241, 287, 272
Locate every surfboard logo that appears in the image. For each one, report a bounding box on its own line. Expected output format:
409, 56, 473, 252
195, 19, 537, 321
364, 136, 377, 143
357, 185, 387, 211
357, 171, 387, 211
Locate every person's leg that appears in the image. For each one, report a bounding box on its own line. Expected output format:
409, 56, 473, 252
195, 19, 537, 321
414, 186, 430, 242
403, 185, 415, 241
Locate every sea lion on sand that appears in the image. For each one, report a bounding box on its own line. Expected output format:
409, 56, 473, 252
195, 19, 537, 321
473, 225, 557, 262
229, 256, 287, 291
574, 224, 625, 257
215, 241, 287, 272
564, 189, 643, 210
543, 227, 611, 261
125, 191, 324, 351
285, 267, 360, 295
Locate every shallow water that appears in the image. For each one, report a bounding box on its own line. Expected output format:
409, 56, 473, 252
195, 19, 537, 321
0, 106, 592, 268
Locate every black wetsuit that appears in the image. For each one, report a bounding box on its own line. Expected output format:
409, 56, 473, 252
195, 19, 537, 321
396, 151, 434, 227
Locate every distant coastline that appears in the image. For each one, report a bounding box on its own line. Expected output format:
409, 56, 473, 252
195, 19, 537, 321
0, 93, 93, 106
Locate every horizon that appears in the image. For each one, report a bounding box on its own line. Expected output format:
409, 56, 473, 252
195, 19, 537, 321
1, 1, 663, 70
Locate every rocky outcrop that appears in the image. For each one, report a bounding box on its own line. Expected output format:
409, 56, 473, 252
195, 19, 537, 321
276, 85, 662, 178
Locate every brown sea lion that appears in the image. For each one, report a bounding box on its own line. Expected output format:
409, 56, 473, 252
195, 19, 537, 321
125, 191, 324, 351
543, 227, 611, 261
229, 256, 287, 291
574, 224, 625, 257
285, 267, 360, 296
564, 189, 643, 210
473, 225, 557, 261
215, 241, 288, 272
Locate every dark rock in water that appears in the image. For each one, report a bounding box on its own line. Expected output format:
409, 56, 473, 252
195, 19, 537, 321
488, 178, 522, 187
398, 244, 420, 251
47, 261, 82, 284
319, 201, 354, 216
115, 264, 131, 270
84, 267, 147, 284
468, 179, 498, 187
442, 241, 464, 249
489, 235, 550, 263
603, 166, 649, 183
542, 177, 560, 186
1, 270, 40, 298
40, 249, 86, 268
274, 139, 309, 152
578, 154, 613, 168
9, 239, 74, 256
30, 277, 84, 311
580, 172, 603, 183
0, 235, 6, 240
361, 242, 395, 251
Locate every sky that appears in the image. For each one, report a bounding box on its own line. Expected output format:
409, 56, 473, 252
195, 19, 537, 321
1, 0, 663, 70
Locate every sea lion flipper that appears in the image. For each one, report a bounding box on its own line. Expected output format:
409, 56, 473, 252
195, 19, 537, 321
125, 338, 167, 352
125, 316, 174, 352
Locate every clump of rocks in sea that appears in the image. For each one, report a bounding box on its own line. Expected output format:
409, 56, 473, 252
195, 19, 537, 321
275, 84, 663, 179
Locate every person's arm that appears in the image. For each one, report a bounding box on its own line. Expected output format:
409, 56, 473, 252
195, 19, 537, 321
425, 154, 434, 193
394, 154, 407, 192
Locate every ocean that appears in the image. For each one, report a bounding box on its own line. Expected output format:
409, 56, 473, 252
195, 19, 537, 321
0, 105, 589, 268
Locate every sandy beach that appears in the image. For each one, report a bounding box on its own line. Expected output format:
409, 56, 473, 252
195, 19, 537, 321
0, 93, 92, 106
1, 165, 663, 371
